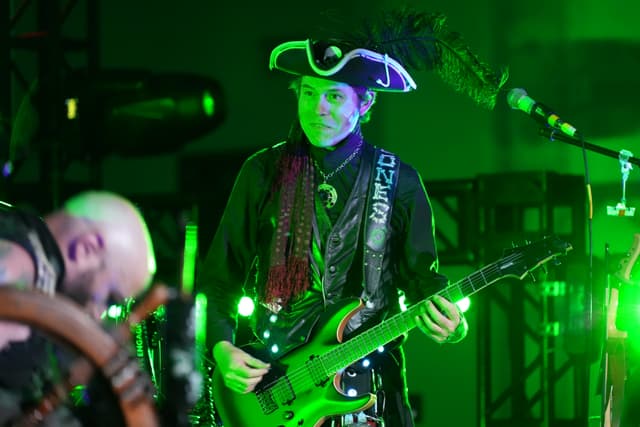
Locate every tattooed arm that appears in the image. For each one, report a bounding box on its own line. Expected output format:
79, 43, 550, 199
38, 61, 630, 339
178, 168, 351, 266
0, 239, 37, 350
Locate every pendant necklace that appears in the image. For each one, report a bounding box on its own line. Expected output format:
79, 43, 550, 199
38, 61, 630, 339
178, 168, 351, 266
315, 140, 363, 209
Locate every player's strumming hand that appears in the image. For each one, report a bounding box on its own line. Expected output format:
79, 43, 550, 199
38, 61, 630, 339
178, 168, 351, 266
415, 295, 462, 343
213, 340, 270, 394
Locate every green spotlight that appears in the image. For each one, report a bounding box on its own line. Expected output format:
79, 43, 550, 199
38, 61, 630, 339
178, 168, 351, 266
398, 293, 408, 312
154, 304, 166, 318
195, 293, 207, 360
238, 296, 255, 317
181, 222, 198, 295
102, 304, 123, 320
456, 297, 471, 313
202, 90, 215, 117
69, 384, 88, 406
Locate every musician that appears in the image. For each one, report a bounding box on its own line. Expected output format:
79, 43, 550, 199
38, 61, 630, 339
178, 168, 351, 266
0, 191, 156, 425
199, 9, 506, 426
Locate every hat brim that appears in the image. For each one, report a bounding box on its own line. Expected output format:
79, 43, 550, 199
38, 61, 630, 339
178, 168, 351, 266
269, 40, 417, 93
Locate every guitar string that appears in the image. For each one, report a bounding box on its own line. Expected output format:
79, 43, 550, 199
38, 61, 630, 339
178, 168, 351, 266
261, 250, 537, 399
280, 252, 529, 396
264, 250, 529, 398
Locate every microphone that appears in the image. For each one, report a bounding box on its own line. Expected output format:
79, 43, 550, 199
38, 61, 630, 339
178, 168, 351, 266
507, 88, 580, 138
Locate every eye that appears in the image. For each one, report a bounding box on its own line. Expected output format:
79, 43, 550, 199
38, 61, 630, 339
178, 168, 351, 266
328, 92, 344, 102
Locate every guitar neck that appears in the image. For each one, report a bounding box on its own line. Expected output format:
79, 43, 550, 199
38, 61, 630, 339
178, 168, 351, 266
321, 257, 512, 373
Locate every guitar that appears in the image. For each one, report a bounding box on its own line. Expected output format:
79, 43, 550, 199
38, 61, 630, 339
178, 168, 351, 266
212, 236, 572, 427
601, 234, 640, 427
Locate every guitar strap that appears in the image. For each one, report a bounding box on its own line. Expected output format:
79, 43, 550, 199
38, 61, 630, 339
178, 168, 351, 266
362, 147, 400, 297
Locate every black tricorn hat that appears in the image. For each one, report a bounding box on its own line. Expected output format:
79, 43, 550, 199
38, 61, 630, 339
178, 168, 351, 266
270, 9, 508, 109
269, 39, 417, 93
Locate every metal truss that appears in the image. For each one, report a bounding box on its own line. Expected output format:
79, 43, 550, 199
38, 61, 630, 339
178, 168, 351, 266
1, 0, 100, 208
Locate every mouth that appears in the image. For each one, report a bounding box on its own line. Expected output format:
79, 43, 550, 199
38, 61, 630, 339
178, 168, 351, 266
310, 123, 332, 130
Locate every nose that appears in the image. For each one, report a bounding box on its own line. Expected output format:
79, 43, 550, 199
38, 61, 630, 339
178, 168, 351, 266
315, 95, 330, 114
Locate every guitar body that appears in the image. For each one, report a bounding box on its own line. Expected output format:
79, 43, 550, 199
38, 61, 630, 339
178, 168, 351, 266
212, 298, 376, 427
601, 233, 640, 427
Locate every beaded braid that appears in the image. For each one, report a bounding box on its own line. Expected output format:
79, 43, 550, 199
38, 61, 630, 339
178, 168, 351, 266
263, 121, 315, 307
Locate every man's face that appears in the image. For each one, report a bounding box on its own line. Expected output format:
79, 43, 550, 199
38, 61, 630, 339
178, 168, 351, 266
298, 76, 362, 149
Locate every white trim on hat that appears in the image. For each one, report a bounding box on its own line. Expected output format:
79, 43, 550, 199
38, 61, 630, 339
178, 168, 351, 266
270, 39, 417, 92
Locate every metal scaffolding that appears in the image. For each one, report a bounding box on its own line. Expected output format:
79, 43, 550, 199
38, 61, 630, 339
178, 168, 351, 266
1, 0, 100, 209
475, 171, 590, 427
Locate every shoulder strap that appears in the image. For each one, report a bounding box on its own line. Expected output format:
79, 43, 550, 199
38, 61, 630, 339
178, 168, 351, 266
362, 147, 400, 294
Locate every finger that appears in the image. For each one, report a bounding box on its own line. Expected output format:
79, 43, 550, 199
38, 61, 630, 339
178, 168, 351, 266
235, 376, 264, 394
425, 300, 446, 324
415, 311, 445, 338
432, 296, 460, 323
224, 372, 262, 390
431, 296, 453, 317
243, 366, 270, 378
426, 300, 457, 332
230, 363, 269, 379
244, 355, 270, 369
225, 371, 266, 394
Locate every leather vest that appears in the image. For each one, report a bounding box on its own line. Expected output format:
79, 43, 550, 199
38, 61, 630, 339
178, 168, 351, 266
318, 143, 396, 337
253, 143, 399, 349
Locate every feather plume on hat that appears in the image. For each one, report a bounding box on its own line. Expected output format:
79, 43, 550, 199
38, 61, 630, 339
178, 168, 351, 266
335, 9, 509, 109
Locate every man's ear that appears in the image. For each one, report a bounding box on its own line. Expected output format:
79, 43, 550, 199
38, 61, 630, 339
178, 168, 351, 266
359, 90, 377, 116
67, 232, 105, 270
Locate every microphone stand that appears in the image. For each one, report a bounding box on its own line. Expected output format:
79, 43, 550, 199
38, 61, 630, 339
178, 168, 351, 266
538, 126, 633, 427
538, 127, 640, 166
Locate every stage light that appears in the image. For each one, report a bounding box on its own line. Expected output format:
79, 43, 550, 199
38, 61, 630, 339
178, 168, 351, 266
398, 292, 408, 312
456, 297, 471, 313
65, 98, 79, 120
102, 304, 123, 320
202, 91, 215, 117
69, 384, 89, 407
181, 222, 198, 295
5, 69, 226, 176
237, 296, 255, 317
62, 69, 226, 157
195, 292, 207, 354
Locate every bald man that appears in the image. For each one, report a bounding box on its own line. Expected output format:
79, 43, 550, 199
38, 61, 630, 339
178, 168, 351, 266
44, 191, 156, 318
0, 191, 156, 424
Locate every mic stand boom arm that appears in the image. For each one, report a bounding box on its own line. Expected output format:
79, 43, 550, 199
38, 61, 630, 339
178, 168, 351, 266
539, 127, 640, 167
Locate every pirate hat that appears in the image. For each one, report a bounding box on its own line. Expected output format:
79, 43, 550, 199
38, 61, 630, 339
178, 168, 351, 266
269, 39, 417, 92
269, 9, 507, 108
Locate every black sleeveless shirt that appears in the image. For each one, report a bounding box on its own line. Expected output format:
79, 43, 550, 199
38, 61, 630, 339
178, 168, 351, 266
0, 203, 65, 392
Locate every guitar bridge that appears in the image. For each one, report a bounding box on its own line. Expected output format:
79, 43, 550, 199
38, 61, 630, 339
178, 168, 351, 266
256, 388, 277, 414
276, 376, 296, 405
256, 376, 296, 414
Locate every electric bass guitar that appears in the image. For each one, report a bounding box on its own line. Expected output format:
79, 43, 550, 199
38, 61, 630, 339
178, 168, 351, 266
601, 233, 640, 427
212, 236, 572, 427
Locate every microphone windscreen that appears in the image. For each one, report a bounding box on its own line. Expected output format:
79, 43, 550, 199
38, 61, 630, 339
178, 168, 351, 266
506, 88, 528, 110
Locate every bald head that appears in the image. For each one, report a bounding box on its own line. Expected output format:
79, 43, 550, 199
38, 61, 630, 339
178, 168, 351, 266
45, 191, 156, 316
